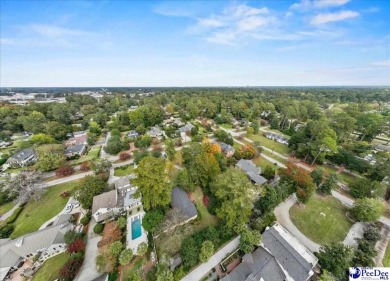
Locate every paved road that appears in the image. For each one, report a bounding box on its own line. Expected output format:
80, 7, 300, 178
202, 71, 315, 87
181, 236, 240, 281
274, 195, 321, 252
75, 218, 102, 281
45, 171, 94, 186
0, 202, 20, 221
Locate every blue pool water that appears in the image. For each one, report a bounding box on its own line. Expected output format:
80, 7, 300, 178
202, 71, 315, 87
131, 219, 142, 240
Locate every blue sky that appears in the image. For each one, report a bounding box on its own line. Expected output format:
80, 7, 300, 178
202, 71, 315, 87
1, 0, 389, 86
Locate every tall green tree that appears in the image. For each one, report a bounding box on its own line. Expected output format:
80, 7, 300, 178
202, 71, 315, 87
76, 175, 107, 209
133, 156, 171, 210
317, 243, 353, 281
351, 198, 385, 222
212, 168, 257, 233
199, 240, 214, 263
239, 229, 262, 253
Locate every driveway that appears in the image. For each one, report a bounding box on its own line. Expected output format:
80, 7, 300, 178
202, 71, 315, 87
75, 218, 102, 281
181, 236, 240, 281
343, 222, 365, 247
274, 195, 321, 252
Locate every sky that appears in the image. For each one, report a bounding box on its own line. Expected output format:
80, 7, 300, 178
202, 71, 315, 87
1, 0, 389, 87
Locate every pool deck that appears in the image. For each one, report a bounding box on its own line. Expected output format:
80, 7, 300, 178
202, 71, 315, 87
126, 211, 148, 254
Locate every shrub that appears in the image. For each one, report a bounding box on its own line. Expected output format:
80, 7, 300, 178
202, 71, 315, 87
119, 152, 131, 161
119, 249, 133, 265
60, 191, 71, 198
0, 224, 14, 238
59, 256, 83, 280
94, 223, 104, 234
64, 230, 83, 245
80, 161, 91, 172
56, 165, 74, 177
68, 239, 86, 253
108, 271, 119, 281
80, 216, 90, 226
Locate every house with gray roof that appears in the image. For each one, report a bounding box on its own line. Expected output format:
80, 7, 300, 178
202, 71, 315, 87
236, 159, 267, 186
219, 142, 235, 157
0, 222, 73, 280
375, 144, 390, 152
64, 144, 86, 158
178, 123, 195, 134
222, 223, 318, 281
147, 126, 164, 138
171, 187, 197, 223
6, 148, 37, 168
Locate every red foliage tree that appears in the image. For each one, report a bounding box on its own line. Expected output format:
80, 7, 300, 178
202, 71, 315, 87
67, 238, 86, 253
119, 152, 131, 161
80, 161, 91, 172
59, 257, 83, 280
55, 165, 74, 177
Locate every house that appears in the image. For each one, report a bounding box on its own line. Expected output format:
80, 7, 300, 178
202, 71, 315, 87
146, 126, 163, 138
127, 130, 139, 138
375, 144, 390, 152
219, 142, 235, 157
114, 175, 137, 192
222, 223, 318, 281
0, 141, 12, 148
236, 159, 267, 185
65, 132, 88, 147
171, 187, 198, 223
92, 188, 142, 223
64, 144, 86, 158
0, 221, 73, 281
265, 132, 289, 145
6, 148, 37, 168
178, 123, 195, 134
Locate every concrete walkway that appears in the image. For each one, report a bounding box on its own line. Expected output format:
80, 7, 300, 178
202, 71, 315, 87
0, 202, 20, 221
274, 195, 321, 252
181, 236, 240, 281
75, 218, 102, 281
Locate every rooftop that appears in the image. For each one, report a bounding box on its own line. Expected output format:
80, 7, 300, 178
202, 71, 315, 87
171, 187, 197, 219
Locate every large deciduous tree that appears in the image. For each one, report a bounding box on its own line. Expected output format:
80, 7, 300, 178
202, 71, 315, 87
132, 156, 171, 210
351, 198, 385, 222
76, 175, 107, 209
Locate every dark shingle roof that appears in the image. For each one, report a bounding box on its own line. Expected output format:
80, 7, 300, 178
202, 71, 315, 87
236, 159, 261, 175
10, 148, 36, 161
65, 144, 86, 155
171, 187, 197, 219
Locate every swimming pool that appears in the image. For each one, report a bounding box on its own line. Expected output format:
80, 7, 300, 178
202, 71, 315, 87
131, 218, 142, 240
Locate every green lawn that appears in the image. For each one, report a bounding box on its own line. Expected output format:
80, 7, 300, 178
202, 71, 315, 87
68, 145, 101, 165
290, 195, 353, 245
9, 181, 80, 238
383, 243, 390, 267
192, 187, 218, 231
253, 156, 278, 171
247, 134, 290, 155
220, 123, 233, 129
114, 165, 135, 176
32, 253, 70, 281
261, 149, 287, 163
0, 201, 14, 216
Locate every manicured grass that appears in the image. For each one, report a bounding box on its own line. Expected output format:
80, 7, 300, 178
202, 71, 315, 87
261, 149, 287, 163
10, 181, 80, 238
220, 123, 233, 129
290, 194, 353, 245
32, 253, 70, 281
253, 156, 277, 171
0, 201, 14, 216
192, 187, 218, 231
69, 145, 101, 165
114, 165, 135, 176
383, 243, 390, 267
247, 134, 290, 155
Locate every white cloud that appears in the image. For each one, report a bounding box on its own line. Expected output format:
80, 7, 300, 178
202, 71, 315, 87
28, 24, 90, 38
311, 10, 359, 24
197, 18, 225, 28
372, 60, 390, 67
290, 0, 350, 11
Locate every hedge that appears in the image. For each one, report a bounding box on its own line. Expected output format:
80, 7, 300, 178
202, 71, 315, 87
5, 206, 23, 224
93, 223, 104, 234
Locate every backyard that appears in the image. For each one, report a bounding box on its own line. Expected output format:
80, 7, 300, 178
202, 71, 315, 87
114, 164, 135, 176
32, 252, 69, 281
121, 256, 146, 281
191, 187, 218, 231
252, 156, 277, 171
68, 145, 101, 165
290, 194, 353, 245
9, 180, 80, 238
246, 133, 290, 155
384, 243, 390, 267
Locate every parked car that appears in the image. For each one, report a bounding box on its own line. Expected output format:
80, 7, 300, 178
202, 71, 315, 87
73, 200, 80, 208
65, 203, 73, 213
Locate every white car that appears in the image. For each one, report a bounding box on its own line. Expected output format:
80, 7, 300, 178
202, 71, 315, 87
73, 201, 80, 208
65, 203, 73, 213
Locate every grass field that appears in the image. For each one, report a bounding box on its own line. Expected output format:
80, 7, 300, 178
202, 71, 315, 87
69, 145, 101, 165
9, 181, 80, 238
192, 187, 218, 231
253, 156, 278, 171
290, 195, 353, 245
32, 253, 70, 281
0, 201, 14, 216
247, 134, 290, 155
220, 123, 233, 129
383, 243, 390, 267
114, 164, 135, 176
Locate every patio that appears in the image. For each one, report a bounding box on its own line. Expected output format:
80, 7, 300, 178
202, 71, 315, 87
126, 211, 148, 255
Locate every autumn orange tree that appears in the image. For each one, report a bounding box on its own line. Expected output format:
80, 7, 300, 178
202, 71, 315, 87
282, 162, 316, 203
238, 144, 256, 159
